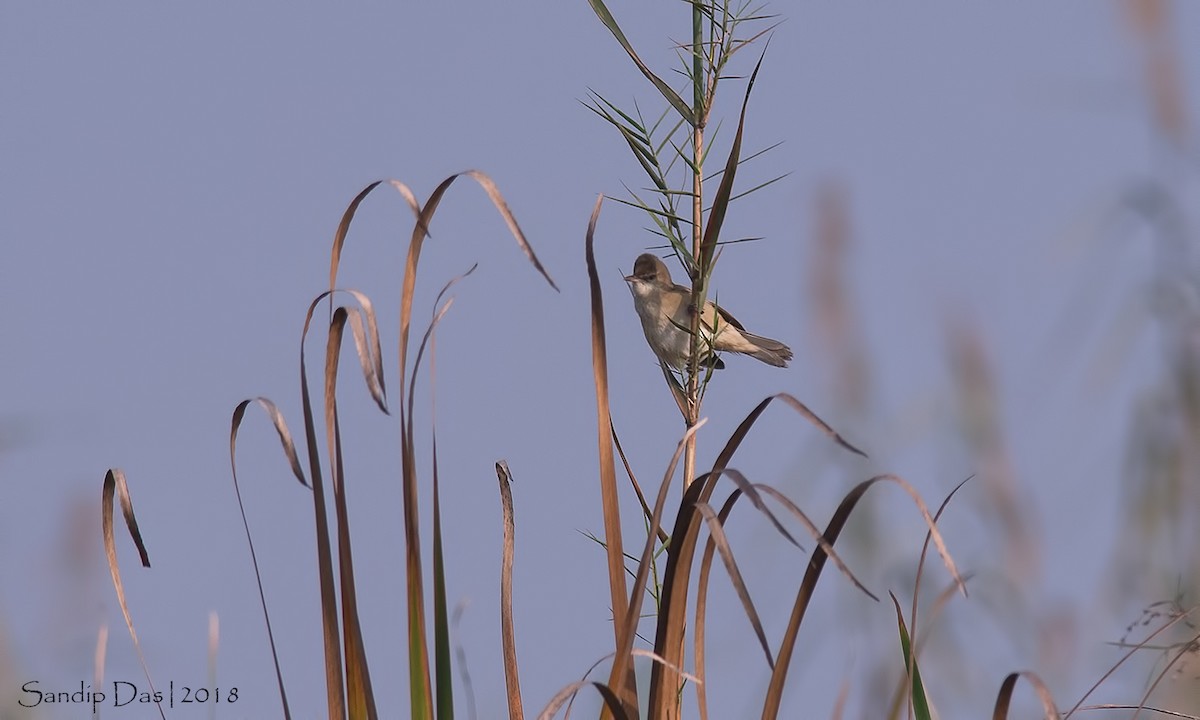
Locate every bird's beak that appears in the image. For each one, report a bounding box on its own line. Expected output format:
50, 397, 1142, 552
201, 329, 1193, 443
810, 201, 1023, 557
623, 272, 636, 283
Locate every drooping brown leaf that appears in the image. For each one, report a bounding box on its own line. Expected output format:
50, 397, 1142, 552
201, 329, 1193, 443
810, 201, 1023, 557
229, 396, 306, 719
992, 671, 1060, 720
100, 469, 163, 720
299, 293, 348, 720
324, 306, 378, 720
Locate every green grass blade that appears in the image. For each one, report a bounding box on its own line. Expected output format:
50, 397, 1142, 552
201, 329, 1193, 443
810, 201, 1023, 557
586, 0, 696, 126
890, 593, 932, 720
699, 46, 766, 274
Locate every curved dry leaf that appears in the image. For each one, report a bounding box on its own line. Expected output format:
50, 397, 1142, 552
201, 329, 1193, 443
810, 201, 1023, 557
868, 474, 967, 598
748, 482, 876, 600
342, 289, 388, 414
231, 397, 308, 487
907, 474, 973, 707
301, 289, 389, 420
101, 469, 163, 720
992, 671, 1061, 720
764, 473, 958, 719
323, 306, 378, 720
536, 681, 632, 720
228, 397, 303, 719
297, 292, 349, 719
539, 649, 698, 720
712, 394, 866, 479
694, 499, 775, 670
329, 179, 424, 294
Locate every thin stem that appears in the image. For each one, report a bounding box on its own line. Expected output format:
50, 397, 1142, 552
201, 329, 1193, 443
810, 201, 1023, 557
683, 1, 707, 492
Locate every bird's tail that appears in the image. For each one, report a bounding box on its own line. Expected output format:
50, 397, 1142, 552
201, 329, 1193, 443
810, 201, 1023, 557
738, 332, 793, 368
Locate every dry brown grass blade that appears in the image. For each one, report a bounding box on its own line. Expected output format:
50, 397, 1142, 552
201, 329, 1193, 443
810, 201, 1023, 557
693, 492, 773, 720
232, 397, 308, 487
343, 292, 388, 414
495, 461, 524, 720
611, 419, 669, 545
713, 394, 866, 474
325, 306, 379, 720
992, 671, 1061, 720
870, 474, 966, 598
328, 179, 422, 296
762, 475, 963, 719
101, 469, 163, 720
299, 293, 348, 720
693, 491, 741, 720
392, 172, 557, 719
230, 396, 308, 719
542, 649, 700, 720
748, 484, 875, 600
584, 193, 638, 718
653, 393, 864, 717
620, 420, 707, 720
537, 681, 634, 720
398, 171, 558, 381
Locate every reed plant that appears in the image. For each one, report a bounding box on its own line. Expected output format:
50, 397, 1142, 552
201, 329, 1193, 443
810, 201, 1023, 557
94, 2, 1200, 719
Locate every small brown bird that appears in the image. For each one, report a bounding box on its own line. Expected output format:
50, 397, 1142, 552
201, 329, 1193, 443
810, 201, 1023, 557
624, 253, 793, 371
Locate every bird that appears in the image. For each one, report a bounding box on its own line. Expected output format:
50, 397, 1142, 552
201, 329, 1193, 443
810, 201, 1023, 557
624, 252, 793, 371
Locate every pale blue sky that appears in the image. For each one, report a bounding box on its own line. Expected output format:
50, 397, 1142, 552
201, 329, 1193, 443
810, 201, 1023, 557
3, 3, 1199, 718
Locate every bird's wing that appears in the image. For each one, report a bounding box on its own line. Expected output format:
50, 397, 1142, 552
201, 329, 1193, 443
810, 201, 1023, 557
713, 302, 747, 331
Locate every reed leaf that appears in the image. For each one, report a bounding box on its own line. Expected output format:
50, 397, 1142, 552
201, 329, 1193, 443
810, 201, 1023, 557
100, 469, 162, 720
229, 397, 306, 719
584, 193, 639, 717
992, 671, 1060, 720
495, 461, 524, 720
